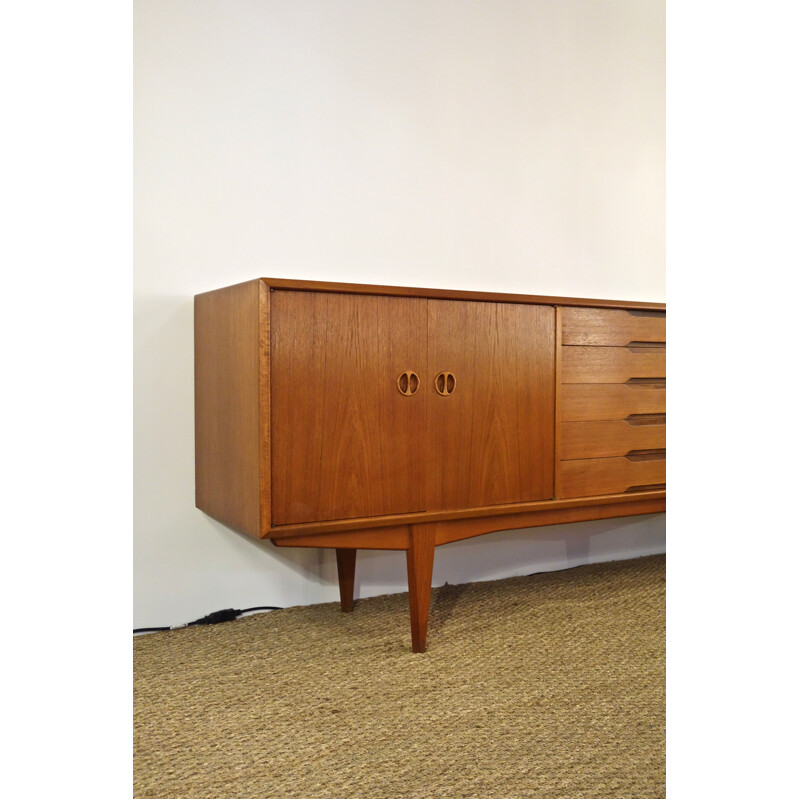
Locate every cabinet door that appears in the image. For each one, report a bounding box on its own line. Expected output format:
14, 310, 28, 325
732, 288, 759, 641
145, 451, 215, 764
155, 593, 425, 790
426, 300, 555, 511
271, 291, 426, 525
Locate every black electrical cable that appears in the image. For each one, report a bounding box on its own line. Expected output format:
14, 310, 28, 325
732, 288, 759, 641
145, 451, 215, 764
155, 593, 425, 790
133, 605, 283, 634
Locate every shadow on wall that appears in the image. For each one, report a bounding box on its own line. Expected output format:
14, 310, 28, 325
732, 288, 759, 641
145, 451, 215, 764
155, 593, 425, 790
228, 512, 666, 601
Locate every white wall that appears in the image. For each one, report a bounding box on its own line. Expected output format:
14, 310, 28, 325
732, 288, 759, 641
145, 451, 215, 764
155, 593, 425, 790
134, 0, 665, 629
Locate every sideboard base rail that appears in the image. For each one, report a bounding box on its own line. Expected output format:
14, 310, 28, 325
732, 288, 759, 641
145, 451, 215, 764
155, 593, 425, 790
271, 497, 665, 653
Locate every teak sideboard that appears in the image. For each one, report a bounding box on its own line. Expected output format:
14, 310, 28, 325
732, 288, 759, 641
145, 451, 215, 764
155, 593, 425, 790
194, 278, 666, 652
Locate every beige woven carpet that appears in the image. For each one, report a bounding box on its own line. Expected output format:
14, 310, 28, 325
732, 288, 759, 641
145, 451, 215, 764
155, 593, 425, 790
134, 554, 665, 799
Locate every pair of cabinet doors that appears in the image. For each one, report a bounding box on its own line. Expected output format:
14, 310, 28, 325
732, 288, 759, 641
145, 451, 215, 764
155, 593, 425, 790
270, 291, 555, 526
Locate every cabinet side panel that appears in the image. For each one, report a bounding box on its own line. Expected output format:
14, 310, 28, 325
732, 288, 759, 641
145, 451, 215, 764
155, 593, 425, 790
194, 281, 261, 537
258, 280, 271, 537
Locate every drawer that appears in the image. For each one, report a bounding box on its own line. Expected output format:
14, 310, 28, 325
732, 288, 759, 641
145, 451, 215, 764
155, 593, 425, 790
558, 454, 666, 499
561, 345, 665, 384
561, 382, 666, 421
561, 419, 665, 459
562, 307, 665, 346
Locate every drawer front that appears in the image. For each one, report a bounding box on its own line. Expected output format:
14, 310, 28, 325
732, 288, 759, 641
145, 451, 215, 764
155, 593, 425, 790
558, 455, 666, 499
562, 345, 665, 384
561, 420, 665, 460
561, 383, 665, 421
562, 307, 665, 346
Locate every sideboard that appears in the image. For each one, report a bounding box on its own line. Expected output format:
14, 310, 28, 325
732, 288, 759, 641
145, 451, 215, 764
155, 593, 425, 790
195, 278, 666, 652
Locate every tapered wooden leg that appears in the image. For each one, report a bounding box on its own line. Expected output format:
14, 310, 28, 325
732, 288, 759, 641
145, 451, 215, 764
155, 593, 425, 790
406, 524, 437, 653
336, 549, 356, 612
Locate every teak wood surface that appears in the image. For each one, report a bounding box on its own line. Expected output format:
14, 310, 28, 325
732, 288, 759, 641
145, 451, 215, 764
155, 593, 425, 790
425, 299, 555, 511
270, 497, 666, 550
270, 291, 427, 525
560, 383, 666, 421
561, 307, 666, 346
194, 282, 262, 538
407, 525, 437, 652
560, 419, 666, 460
255, 277, 666, 311
559, 455, 666, 499
335, 549, 357, 613
194, 278, 666, 652
268, 490, 667, 538
561, 345, 666, 384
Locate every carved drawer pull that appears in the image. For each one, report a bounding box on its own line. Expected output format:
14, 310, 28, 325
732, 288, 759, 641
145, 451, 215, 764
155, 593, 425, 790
435, 371, 456, 396
397, 370, 420, 396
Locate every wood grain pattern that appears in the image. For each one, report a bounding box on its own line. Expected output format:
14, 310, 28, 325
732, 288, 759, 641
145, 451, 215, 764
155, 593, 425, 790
258, 280, 271, 536
426, 300, 555, 511
271, 526, 410, 550
562, 345, 665, 384
261, 277, 666, 311
196, 278, 667, 653
270, 291, 427, 525
560, 382, 666, 421
268, 490, 666, 537
434, 497, 666, 545
270, 494, 665, 551
561, 307, 666, 346
561, 420, 666, 460
407, 524, 437, 653
554, 307, 563, 484
194, 280, 262, 537
559, 455, 666, 499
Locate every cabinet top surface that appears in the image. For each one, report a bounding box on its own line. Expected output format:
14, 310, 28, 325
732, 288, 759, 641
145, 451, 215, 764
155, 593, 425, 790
198, 278, 665, 311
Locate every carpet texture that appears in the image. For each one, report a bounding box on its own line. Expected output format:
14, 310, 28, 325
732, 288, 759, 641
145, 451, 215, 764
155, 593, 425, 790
134, 554, 665, 799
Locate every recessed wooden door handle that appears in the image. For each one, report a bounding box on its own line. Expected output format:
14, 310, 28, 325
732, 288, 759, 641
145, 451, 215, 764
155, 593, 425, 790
397, 370, 420, 396
435, 371, 456, 396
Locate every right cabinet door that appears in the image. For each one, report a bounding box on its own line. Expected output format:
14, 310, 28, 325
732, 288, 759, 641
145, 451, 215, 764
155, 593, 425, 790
426, 300, 556, 511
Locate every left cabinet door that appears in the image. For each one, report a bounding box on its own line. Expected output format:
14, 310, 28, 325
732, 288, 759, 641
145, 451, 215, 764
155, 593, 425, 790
270, 291, 427, 525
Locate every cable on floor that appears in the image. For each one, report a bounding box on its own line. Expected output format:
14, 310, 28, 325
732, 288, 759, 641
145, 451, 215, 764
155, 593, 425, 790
133, 605, 283, 634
